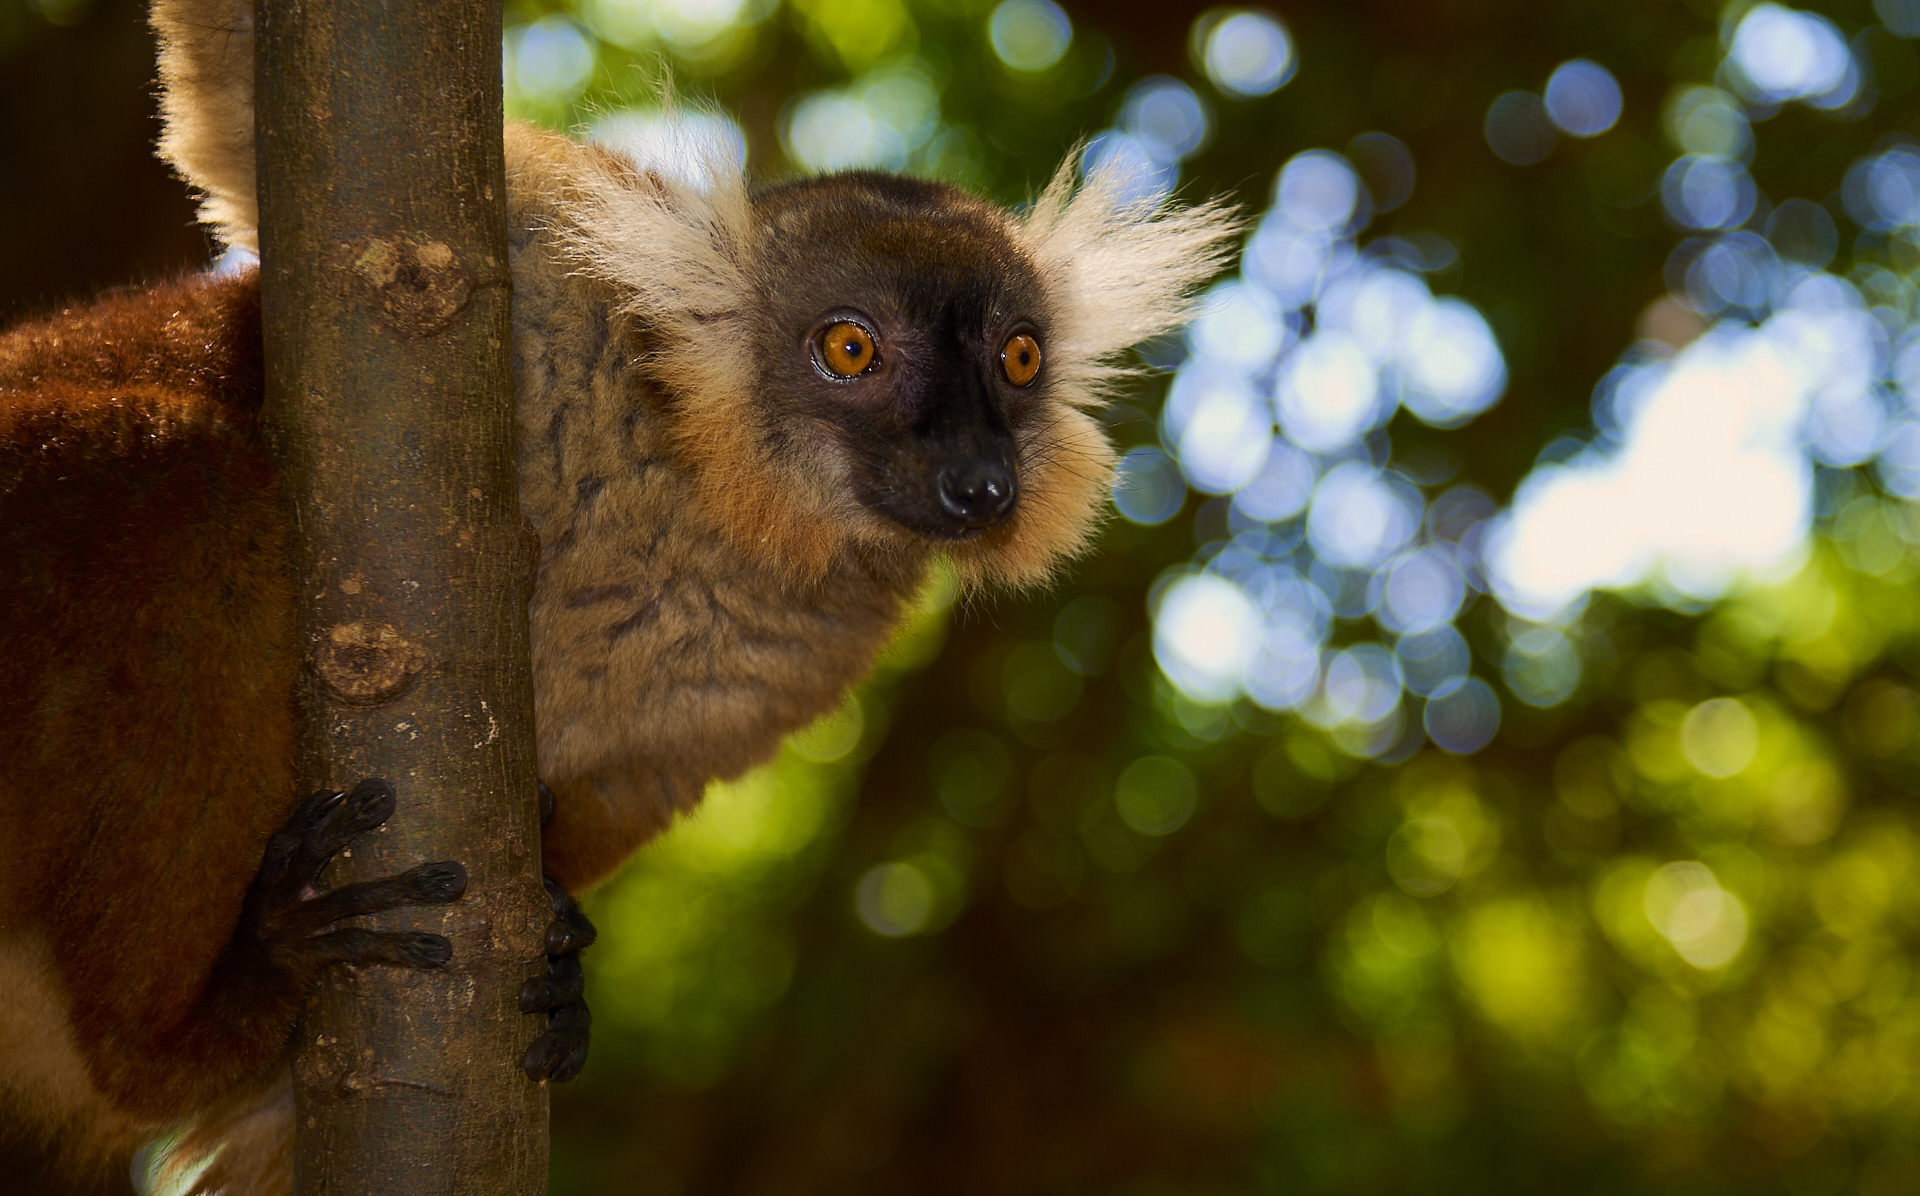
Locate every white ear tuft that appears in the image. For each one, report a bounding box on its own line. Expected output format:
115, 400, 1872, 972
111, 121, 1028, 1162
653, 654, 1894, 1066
153, 0, 259, 253
1020, 153, 1243, 408
553, 119, 756, 366
586, 109, 749, 199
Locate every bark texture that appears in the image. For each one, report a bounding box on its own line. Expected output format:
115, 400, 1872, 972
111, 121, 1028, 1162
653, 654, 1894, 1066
252, 1, 548, 1191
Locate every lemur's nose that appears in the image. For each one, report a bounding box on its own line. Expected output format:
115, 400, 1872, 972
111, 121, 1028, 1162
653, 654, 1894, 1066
936, 458, 1018, 528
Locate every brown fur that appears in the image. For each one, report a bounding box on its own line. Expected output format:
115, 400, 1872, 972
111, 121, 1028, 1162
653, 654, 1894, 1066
0, 275, 301, 1160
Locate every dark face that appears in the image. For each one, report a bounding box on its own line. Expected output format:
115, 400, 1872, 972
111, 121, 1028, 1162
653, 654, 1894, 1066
750, 173, 1052, 541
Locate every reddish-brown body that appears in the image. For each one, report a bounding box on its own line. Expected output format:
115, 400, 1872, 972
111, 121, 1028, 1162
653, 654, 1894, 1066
0, 274, 308, 1123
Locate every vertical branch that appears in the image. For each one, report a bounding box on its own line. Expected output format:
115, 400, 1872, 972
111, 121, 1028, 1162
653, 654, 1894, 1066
252, 1, 549, 1192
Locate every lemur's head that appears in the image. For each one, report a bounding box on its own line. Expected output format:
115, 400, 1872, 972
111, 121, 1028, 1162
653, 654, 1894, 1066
560, 137, 1239, 588
744, 173, 1056, 550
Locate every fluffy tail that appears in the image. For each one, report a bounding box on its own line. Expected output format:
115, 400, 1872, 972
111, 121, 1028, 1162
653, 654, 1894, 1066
152, 0, 258, 252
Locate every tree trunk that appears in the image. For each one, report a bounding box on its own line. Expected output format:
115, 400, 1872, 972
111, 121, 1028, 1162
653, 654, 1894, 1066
252, 1, 549, 1192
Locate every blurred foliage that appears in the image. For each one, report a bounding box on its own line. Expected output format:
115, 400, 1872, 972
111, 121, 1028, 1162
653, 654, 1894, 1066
523, 2, 1920, 1194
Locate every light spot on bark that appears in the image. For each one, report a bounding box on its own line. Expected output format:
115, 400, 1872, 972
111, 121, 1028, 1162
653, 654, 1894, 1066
346, 236, 472, 336
313, 621, 429, 706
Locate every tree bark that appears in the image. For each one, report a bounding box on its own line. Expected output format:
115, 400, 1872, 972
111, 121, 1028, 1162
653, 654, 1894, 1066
252, 1, 549, 1192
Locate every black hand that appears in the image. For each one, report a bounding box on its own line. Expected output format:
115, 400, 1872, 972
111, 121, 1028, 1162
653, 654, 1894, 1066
245, 778, 467, 975
520, 873, 595, 1083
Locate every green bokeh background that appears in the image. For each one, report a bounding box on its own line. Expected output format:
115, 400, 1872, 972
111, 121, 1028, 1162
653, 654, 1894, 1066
11, 0, 1920, 1193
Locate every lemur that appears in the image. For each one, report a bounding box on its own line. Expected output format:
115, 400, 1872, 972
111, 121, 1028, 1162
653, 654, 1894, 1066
0, 0, 1237, 1190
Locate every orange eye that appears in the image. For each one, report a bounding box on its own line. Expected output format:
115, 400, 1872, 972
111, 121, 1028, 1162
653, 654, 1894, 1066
818, 321, 878, 378
1001, 333, 1042, 386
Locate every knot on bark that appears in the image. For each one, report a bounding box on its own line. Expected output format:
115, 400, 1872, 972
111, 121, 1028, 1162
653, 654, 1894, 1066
349, 237, 472, 336
313, 621, 428, 706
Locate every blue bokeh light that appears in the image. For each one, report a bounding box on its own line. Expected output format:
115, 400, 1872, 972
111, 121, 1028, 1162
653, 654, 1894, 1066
1201, 10, 1296, 98
1544, 59, 1623, 137
989, 0, 1072, 72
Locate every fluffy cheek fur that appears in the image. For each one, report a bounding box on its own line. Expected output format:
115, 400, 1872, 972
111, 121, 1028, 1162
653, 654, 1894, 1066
658, 330, 898, 587
947, 400, 1115, 589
